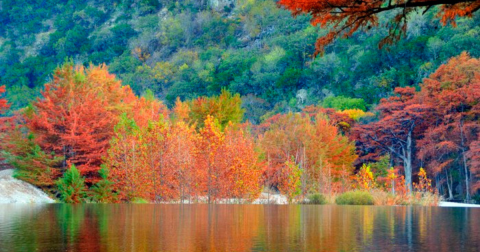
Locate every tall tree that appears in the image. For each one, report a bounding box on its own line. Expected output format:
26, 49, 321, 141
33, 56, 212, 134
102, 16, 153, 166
220, 123, 264, 201
278, 0, 480, 55
106, 114, 150, 201
195, 115, 225, 203
164, 120, 198, 202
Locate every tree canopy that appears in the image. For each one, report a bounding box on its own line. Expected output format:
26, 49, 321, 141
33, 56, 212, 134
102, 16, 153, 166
278, 0, 480, 55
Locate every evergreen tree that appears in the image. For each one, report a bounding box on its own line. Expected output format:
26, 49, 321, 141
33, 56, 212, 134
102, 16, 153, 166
56, 165, 87, 203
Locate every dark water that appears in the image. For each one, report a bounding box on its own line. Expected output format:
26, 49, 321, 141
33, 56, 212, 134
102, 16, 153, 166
0, 205, 479, 252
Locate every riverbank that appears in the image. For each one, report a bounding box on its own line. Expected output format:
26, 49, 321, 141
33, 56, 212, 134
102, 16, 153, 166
0, 169, 55, 203
2, 168, 479, 207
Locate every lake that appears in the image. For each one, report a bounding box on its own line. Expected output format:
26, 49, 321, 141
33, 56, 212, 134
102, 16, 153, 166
0, 204, 479, 251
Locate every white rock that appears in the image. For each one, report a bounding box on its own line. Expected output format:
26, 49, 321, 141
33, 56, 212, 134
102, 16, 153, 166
252, 192, 289, 205
0, 169, 55, 204
438, 201, 480, 208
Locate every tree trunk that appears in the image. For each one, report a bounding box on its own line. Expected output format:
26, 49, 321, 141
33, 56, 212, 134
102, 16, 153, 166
446, 169, 453, 200
460, 119, 471, 202
404, 131, 413, 193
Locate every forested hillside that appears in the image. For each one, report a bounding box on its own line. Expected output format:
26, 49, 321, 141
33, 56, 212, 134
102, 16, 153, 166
1, 0, 480, 122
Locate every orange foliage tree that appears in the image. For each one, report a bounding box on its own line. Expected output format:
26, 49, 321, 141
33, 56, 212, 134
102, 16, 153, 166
105, 114, 150, 201
195, 115, 225, 203
164, 121, 199, 201
106, 112, 262, 203
220, 123, 264, 201
259, 112, 356, 198
278, 0, 480, 55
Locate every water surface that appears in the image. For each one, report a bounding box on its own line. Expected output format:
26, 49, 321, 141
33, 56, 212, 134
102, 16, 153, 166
0, 204, 479, 251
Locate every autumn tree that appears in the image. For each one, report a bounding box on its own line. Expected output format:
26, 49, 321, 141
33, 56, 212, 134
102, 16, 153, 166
355, 53, 480, 200
164, 121, 198, 202
355, 88, 432, 191
105, 114, 152, 201
353, 87, 434, 192
417, 52, 480, 200
195, 115, 225, 203
219, 123, 264, 201
260, 112, 356, 197
0, 86, 14, 168
278, 0, 480, 55
23, 62, 137, 182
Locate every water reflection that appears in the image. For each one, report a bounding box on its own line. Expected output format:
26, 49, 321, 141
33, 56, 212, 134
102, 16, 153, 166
0, 204, 479, 252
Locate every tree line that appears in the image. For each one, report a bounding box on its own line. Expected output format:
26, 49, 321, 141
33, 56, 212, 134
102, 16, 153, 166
0, 52, 478, 202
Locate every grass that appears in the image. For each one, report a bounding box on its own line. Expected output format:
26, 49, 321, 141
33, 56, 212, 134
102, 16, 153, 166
370, 189, 441, 206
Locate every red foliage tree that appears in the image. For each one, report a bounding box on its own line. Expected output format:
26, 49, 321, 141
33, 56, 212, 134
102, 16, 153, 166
417, 52, 480, 200
353, 87, 434, 192
0, 86, 11, 167
25, 63, 137, 182
355, 53, 480, 200
0, 86, 8, 112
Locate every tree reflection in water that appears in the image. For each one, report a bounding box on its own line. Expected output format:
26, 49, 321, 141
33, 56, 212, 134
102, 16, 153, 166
0, 204, 479, 251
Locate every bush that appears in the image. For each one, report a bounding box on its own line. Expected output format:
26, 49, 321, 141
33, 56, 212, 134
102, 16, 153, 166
307, 193, 326, 204
132, 198, 149, 204
335, 191, 374, 205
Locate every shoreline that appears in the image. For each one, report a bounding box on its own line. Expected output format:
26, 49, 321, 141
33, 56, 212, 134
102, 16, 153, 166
2, 169, 480, 208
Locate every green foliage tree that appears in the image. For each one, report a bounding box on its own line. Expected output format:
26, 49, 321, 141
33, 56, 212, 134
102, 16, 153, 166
322, 96, 367, 111
56, 165, 87, 203
5, 132, 62, 190
187, 89, 245, 129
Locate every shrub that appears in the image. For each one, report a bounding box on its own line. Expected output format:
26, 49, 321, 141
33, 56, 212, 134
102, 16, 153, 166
56, 165, 86, 203
307, 193, 326, 204
335, 191, 374, 205
132, 198, 149, 204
